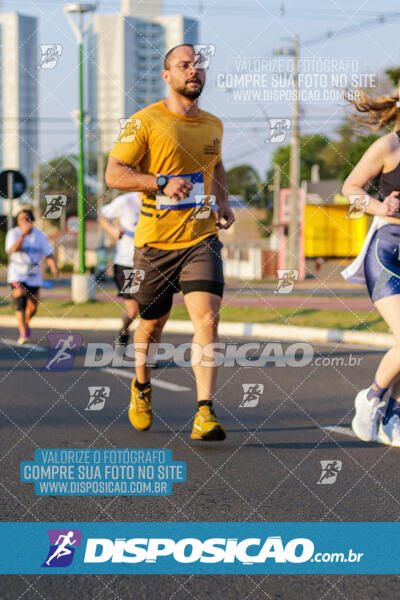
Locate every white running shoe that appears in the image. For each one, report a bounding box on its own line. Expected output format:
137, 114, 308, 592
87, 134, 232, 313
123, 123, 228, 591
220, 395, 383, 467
377, 415, 400, 447
351, 388, 385, 442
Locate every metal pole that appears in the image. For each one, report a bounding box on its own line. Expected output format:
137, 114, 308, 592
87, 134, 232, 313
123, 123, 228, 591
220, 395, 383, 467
273, 163, 280, 225
7, 171, 13, 231
288, 35, 300, 271
97, 152, 105, 246
77, 13, 86, 274
34, 157, 40, 222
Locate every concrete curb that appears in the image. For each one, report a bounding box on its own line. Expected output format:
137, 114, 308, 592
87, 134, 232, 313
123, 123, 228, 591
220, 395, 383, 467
0, 316, 393, 348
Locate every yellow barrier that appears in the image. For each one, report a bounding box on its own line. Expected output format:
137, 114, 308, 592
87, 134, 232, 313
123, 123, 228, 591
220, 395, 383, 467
304, 204, 370, 258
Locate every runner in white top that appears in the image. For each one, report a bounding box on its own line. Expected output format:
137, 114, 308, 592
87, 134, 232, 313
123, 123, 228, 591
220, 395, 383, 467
5, 207, 59, 344
98, 192, 141, 347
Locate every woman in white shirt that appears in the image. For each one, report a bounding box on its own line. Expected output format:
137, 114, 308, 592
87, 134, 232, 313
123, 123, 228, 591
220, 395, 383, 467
99, 192, 141, 347
6, 207, 59, 344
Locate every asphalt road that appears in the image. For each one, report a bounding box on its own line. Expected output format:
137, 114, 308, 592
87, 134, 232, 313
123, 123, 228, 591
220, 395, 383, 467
0, 327, 399, 599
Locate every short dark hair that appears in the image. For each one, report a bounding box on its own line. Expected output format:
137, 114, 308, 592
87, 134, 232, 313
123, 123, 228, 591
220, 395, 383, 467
17, 208, 35, 222
163, 44, 194, 69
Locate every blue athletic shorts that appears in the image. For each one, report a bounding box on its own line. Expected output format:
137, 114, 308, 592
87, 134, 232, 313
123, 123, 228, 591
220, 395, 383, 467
364, 224, 400, 302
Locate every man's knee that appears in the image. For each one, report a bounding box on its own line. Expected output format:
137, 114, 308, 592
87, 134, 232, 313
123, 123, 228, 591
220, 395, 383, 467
125, 306, 139, 320
195, 307, 220, 333
141, 312, 169, 335
28, 301, 38, 315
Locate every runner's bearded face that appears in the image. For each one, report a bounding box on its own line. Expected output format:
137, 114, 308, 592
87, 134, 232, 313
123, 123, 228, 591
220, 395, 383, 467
167, 55, 206, 99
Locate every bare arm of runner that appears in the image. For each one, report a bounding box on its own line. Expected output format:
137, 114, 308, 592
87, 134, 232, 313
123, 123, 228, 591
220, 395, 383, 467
105, 156, 193, 200
45, 254, 59, 278
98, 214, 124, 241
212, 160, 235, 229
8, 219, 33, 253
342, 134, 400, 217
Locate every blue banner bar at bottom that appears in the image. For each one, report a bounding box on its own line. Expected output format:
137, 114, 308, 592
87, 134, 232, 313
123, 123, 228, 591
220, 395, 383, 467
0, 522, 397, 575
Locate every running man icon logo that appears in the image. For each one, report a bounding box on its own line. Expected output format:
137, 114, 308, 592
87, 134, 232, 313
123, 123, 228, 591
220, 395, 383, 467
317, 460, 342, 485
38, 44, 62, 69
117, 117, 142, 143
43, 333, 82, 372
193, 44, 216, 69
121, 269, 145, 295
274, 270, 299, 294
86, 386, 110, 411
266, 119, 291, 143
42, 529, 82, 568
43, 195, 67, 219
345, 194, 370, 219
239, 383, 264, 408
192, 195, 216, 219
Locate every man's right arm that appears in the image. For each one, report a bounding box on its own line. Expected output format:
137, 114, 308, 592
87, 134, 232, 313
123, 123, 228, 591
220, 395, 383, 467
6, 230, 25, 254
105, 156, 159, 194
105, 157, 193, 200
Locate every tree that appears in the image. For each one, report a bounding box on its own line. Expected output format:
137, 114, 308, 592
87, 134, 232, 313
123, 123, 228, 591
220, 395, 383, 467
385, 67, 400, 87
40, 157, 78, 194
265, 134, 332, 196
226, 164, 265, 206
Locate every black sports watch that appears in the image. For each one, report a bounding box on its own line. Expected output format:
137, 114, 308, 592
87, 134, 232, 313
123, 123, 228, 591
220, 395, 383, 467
156, 175, 168, 193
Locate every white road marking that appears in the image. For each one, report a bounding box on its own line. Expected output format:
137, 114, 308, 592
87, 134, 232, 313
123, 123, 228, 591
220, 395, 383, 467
1, 338, 47, 352
321, 425, 357, 439
102, 367, 191, 392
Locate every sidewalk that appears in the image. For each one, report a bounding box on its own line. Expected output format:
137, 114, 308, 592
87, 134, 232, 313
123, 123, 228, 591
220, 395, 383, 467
0, 316, 391, 349
0, 282, 374, 312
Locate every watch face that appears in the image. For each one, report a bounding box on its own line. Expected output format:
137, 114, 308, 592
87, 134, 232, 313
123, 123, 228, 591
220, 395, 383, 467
157, 176, 168, 189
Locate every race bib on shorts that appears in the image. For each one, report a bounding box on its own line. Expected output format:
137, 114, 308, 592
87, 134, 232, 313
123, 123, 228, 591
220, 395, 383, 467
156, 172, 205, 210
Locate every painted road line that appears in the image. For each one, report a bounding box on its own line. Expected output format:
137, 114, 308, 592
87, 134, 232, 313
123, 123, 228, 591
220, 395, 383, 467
102, 367, 191, 392
1, 338, 48, 353
321, 425, 357, 439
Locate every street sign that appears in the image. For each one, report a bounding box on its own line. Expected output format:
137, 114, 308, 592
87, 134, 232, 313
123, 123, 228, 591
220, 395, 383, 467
67, 215, 79, 234
0, 170, 26, 199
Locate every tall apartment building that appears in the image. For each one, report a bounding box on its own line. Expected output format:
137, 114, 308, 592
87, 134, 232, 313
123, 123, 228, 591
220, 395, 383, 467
0, 12, 38, 183
87, 14, 165, 154
87, 3, 198, 154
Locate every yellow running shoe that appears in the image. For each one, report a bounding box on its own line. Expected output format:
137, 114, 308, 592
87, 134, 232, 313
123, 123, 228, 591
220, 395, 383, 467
129, 378, 152, 431
190, 405, 226, 441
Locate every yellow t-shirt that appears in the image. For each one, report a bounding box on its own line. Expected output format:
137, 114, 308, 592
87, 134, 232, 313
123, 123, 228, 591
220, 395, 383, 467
109, 100, 223, 249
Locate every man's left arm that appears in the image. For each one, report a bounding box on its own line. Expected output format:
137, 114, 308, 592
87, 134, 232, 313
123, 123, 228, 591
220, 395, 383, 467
45, 254, 59, 279
212, 160, 235, 230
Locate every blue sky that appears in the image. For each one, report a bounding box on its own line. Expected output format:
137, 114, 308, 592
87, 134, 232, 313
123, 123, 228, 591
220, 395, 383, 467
8, 0, 400, 178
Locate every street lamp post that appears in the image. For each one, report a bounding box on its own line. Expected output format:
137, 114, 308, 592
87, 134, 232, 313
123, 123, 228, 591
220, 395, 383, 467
274, 37, 300, 273
63, 2, 96, 302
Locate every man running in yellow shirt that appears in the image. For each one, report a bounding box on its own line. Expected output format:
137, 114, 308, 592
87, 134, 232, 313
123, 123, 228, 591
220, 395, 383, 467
106, 43, 234, 441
